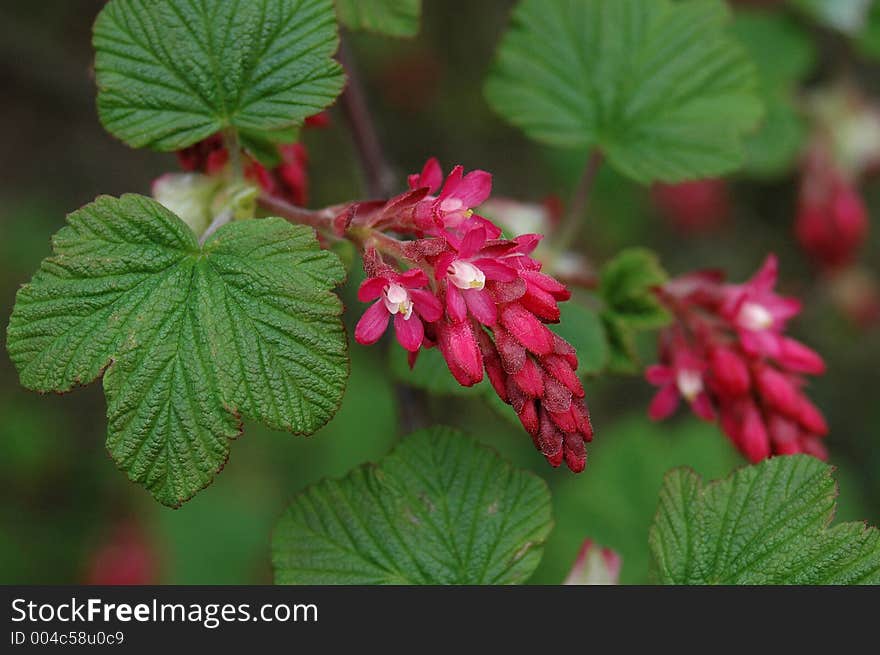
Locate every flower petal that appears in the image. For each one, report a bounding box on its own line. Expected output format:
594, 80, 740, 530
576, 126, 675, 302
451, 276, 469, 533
394, 313, 424, 352
357, 276, 387, 302
648, 384, 680, 420
354, 301, 390, 345
445, 285, 468, 322
410, 288, 444, 323
455, 170, 492, 207
463, 288, 497, 326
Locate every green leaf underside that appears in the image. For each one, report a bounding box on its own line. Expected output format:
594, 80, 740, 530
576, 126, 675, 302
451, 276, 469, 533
93, 0, 345, 151
485, 0, 763, 183
600, 248, 670, 330
335, 0, 421, 37
650, 456, 880, 584
272, 427, 552, 584
6, 195, 347, 507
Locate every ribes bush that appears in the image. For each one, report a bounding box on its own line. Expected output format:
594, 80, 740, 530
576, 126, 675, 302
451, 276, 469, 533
5, 0, 880, 585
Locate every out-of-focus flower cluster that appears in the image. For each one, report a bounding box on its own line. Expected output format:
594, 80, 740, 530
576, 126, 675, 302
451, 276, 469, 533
646, 255, 828, 462
353, 159, 593, 472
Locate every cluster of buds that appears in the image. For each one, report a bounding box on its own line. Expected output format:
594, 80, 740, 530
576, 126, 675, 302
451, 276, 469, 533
646, 255, 829, 462
796, 85, 877, 271
796, 145, 869, 270
353, 159, 593, 471
175, 112, 329, 207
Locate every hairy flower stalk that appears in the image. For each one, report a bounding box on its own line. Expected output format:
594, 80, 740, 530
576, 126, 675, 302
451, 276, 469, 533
646, 256, 828, 461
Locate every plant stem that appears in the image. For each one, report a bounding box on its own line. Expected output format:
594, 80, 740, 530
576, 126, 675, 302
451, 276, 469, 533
338, 37, 395, 197
223, 128, 244, 182
553, 149, 603, 255
258, 193, 338, 233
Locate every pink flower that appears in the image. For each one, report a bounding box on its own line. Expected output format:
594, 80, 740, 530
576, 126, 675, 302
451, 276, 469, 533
646, 342, 714, 422
720, 255, 801, 358
408, 159, 496, 236
647, 255, 829, 462
433, 225, 522, 326
354, 270, 443, 352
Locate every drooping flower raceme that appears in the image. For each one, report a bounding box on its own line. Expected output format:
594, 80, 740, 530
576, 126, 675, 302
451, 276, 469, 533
351, 160, 593, 472
646, 255, 829, 462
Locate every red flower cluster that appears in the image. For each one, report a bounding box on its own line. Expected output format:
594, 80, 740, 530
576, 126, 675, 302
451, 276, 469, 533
646, 255, 828, 462
796, 149, 869, 270
354, 159, 593, 471
175, 112, 330, 206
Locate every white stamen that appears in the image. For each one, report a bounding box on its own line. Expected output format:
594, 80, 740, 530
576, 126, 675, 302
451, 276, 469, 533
448, 261, 486, 290
383, 283, 414, 320
676, 370, 703, 402
739, 301, 773, 331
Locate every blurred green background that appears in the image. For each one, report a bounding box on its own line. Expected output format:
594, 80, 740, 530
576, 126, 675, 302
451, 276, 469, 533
1, 0, 878, 585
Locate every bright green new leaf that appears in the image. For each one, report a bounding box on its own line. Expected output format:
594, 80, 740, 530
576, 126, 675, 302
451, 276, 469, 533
93, 0, 345, 151
650, 455, 880, 584
272, 427, 552, 584
599, 248, 670, 330
485, 0, 763, 183
6, 195, 348, 507
336, 0, 421, 37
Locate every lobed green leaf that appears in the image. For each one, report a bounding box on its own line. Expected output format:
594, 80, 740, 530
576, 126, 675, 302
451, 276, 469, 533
650, 456, 880, 584
272, 427, 552, 584
7, 195, 348, 506
93, 0, 345, 151
485, 0, 763, 183
335, 0, 421, 37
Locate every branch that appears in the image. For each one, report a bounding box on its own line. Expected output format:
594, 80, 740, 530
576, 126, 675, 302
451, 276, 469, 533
338, 37, 396, 197
257, 193, 339, 231
553, 149, 604, 254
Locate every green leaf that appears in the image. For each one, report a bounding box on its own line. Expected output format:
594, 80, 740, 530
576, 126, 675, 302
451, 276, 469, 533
6, 195, 348, 507
600, 312, 639, 375
336, 0, 421, 37
272, 426, 553, 584
484, 0, 763, 183
530, 416, 741, 585
856, 2, 880, 60
650, 455, 880, 584
239, 125, 301, 168
93, 0, 345, 151
599, 248, 670, 330
731, 12, 814, 177
555, 301, 609, 376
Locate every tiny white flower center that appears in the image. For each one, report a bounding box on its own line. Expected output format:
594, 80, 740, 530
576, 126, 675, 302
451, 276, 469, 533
383, 283, 414, 320
676, 370, 703, 402
739, 301, 773, 331
448, 261, 486, 290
